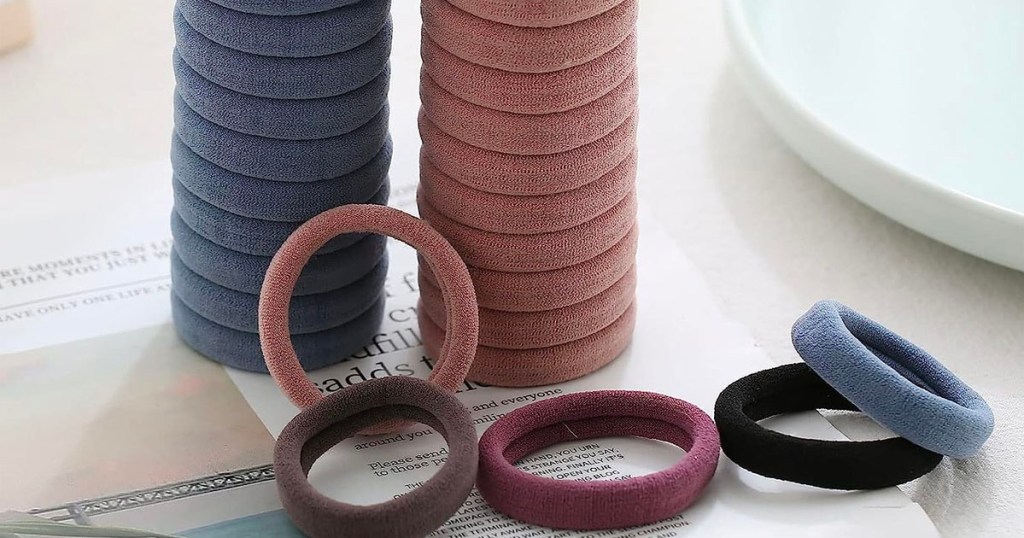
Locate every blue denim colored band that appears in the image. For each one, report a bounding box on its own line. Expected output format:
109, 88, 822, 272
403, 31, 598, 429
178, 0, 389, 58
792, 300, 995, 459
172, 249, 386, 335
174, 52, 389, 140
207, 0, 360, 16
172, 292, 384, 372
174, 9, 391, 99
171, 210, 387, 296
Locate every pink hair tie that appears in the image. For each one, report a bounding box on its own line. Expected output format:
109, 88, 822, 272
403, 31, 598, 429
258, 204, 478, 434
477, 390, 720, 529
419, 151, 635, 235
446, 0, 626, 28
420, 70, 637, 155
419, 266, 635, 348
421, 31, 636, 115
422, 0, 637, 73
421, 302, 637, 386
417, 191, 636, 272
419, 112, 637, 196
419, 224, 638, 312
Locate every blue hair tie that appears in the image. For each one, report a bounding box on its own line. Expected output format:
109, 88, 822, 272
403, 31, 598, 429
792, 300, 994, 458
207, 0, 360, 16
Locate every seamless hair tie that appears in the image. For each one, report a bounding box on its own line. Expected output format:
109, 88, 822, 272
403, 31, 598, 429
422, 0, 637, 73
419, 224, 638, 312
421, 70, 637, 156
420, 31, 636, 115
417, 191, 636, 273
172, 250, 386, 335
419, 151, 635, 234
418, 266, 635, 349
172, 292, 385, 372
172, 135, 391, 223
446, 0, 626, 28
259, 205, 478, 433
714, 363, 944, 489
170, 212, 386, 296
477, 389, 719, 529
174, 10, 391, 99
173, 176, 388, 256
177, 0, 389, 58
174, 53, 389, 141
418, 112, 637, 196
422, 301, 636, 387
792, 300, 995, 458
174, 93, 389, 182
207, 0, 360, 16
274, 376, 478, 538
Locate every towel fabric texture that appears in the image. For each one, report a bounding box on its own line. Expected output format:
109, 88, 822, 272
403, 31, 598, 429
445, 0, 626, 28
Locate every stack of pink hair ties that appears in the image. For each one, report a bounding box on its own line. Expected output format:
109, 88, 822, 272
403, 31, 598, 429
417, 0, 640, 387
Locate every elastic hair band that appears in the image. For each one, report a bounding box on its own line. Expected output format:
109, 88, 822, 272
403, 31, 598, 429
446, 0, 626, 28
420, 70, 637, 156
419, 224, 637, 312
418, 112, 637, 196
792, 300, 994, 458
177, 0, 389, 58
174, 11, 391, 99
421, 0, 637, 73
170, 212, 386, 296
259, 205, 479, 434
477, 389, 719, 529
419, 151, 635, 235
274, 376, 477, 538
421, 301, 636, 387
207, 0, 360, 16
417, 190, 636, 273
420, 31, 636, 115
714, 363, 944, 489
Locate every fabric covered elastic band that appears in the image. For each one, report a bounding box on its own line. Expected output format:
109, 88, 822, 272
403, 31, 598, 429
207, 0, 360, 16
477, 389, 719, 529
792, 300, 994, 458
274, 376, 477, 538
714, 363, 944, 489
446, 0, 626, 28
259, 205, 479, 435
422, 0, 637, 73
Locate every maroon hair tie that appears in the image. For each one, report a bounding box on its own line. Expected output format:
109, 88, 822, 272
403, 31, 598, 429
477, 390, 720, 529
446, 0, 627, 28
274, 376, 478, 538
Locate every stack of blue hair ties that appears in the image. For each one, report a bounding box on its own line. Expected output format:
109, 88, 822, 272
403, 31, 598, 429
169, 0, 393, 372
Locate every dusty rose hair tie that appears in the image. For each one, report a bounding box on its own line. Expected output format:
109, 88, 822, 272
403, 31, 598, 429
274, 376, 478, 538
421, 31, 636, 115
422, 0, 637, 73
419, 151, 635, 235
422, 302, 636, 386
419, 111, 637, 196
420, 70, 637, 155
259, 204, 478, 434
446, 0, 626, 28
477, 389, 719, 530
419, 224, 637, 312
417, 191, 636, 273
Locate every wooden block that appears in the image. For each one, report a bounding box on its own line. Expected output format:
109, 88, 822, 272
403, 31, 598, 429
0, 0, 32, 54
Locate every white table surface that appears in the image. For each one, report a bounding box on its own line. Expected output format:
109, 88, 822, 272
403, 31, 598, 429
1, 1, 1022, 536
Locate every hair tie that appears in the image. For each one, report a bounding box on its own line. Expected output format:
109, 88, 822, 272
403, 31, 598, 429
207, 0, 360, 16
171, 212, 386, 296
420, 31, 636, 115
422, 301, 636, 386
259, 204, 478, 434
446, 0, 626, 28
174, 54, 390, 141
422, 0, 637, 73
177, 0, 389, 58
419, 150, 635, 235
419, 112, 637, 196
477, 389, 719, 529
420, 70, 637, 155
792, 300, 994, 458
173, 11, 390, 98
274, 376, 477, 538
715, 363, 944, 489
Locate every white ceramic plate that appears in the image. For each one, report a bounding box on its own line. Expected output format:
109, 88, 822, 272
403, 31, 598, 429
724, 0, 1024, 271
